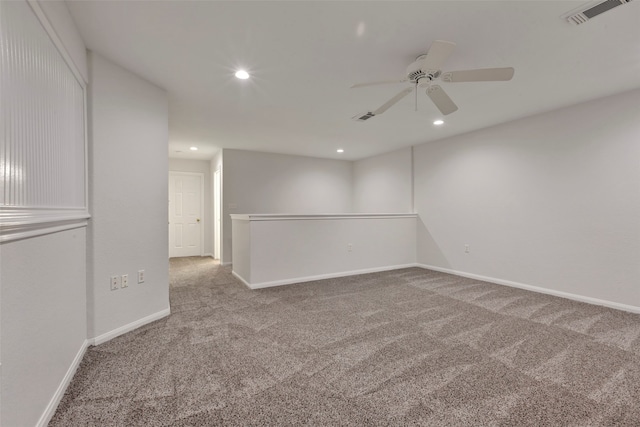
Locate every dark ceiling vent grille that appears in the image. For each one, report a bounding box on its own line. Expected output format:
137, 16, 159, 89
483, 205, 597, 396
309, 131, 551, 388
352, 112, 375, 121
563, 0, 633, 25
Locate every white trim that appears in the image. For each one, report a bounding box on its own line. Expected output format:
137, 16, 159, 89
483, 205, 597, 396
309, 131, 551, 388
26, 0, 87, 87
90, 308, 171, 346
230, 213, 418, 221
218, 160, 224, 264
200, 172, 206, 257
1, 219, 88, 243
235, 260, 640, 313
203, 253, 214, 258
410, 145, 415, 213
222, 261, 232, 267
0, 207, 90, 226
213, 167, 221, 260
0, 211, 90, 243
36, 339, 89, 427
417, 264, 640, 314
235, 264, 419, 290
232, 270, 252, 288
83, 70, 89, 209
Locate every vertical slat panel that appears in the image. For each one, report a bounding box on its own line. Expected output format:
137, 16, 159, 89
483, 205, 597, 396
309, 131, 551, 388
0, 0, 85, 210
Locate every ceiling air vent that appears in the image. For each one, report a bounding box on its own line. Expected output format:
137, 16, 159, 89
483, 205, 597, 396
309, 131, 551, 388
563, 0, 634, 25
352, 111, 376, 122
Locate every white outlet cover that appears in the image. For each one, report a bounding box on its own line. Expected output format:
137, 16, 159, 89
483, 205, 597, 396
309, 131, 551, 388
121, 274, 129, 288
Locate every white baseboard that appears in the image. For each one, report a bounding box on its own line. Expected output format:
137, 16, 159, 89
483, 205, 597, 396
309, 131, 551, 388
235, 264, 419, 290
232, 270, 251, 288
89, 307, 171, 346
36, 339, 89, 427
203, 253, 214, 258
417, 263, 640, 314
221, 261, 232, 267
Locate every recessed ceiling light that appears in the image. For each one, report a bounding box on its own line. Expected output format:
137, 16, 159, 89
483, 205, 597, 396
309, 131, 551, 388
337, 149, 344, 153
433, 120, 444, 126
235, 70, 250, 80
190, 147, 198, 151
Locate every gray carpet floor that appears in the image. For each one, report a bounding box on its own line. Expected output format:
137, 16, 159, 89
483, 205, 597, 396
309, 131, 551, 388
50, 257, 640, 426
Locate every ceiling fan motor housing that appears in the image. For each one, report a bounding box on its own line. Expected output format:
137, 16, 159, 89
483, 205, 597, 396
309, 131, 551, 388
406, 56, 441, 83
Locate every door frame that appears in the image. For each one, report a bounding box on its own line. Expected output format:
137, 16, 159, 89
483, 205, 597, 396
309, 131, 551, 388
213, 168, 221, 260
169, 171, 205, 257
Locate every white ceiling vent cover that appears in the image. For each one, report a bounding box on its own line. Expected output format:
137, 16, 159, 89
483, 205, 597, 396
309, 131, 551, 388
563, 0, 634, 25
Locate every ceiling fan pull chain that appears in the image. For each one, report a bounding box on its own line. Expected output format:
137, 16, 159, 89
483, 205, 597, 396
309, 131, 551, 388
415, 82, 418, 112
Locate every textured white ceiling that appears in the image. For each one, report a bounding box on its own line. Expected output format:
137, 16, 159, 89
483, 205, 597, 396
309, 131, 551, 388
66, 1, 640, 160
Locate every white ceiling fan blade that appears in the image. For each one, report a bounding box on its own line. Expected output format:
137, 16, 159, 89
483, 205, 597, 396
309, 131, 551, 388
350, 79, 407, 89
373, 87, 413, 115
421, 40, 456, 71
426, 85, 458, 115
442, 67, 514, 83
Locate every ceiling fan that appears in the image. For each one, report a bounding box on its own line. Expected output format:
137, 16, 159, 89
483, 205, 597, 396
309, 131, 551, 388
351, 40, 514, 120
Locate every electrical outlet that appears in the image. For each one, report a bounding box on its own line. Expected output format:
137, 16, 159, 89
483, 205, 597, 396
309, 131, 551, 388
465, 244, 470, 254
138, 270, 145, 283
347, 243, 353, 252
121, 274, 129, 288
110, 275, 120, 291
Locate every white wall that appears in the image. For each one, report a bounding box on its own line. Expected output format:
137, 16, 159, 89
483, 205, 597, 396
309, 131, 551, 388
87, 52, 170, 339
232, 214, 417, 287
222, 149, 353, 264
1, 229, 87, 427
353, 147, 413, 213
0, 2, 89, 425
415, 89, 640, 308
169, 158, 212, 256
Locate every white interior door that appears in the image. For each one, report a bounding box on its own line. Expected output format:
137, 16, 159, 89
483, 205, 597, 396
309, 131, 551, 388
169, 172, 203, 258
214, 168, 221, 260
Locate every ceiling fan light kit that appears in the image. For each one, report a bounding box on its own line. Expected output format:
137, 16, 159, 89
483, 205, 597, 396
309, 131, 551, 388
351, 40, 515, 121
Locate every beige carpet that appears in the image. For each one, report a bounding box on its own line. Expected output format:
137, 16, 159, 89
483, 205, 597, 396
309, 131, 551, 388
51, 257, 640, 426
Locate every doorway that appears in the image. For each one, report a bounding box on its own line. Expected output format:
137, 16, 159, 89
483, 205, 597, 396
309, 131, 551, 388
169, 171, 204, 258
